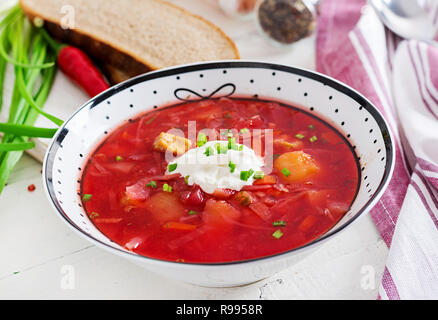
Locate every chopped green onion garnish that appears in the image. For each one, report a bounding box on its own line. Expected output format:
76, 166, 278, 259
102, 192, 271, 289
184, 175, 190, 184
229, 161, 236, 173
254, 171, 264, 179
163, 183, 172, 192
204, 146, 214, 156
188, 210, 198, 215
308, 124, 315, 130
281, 168, 291, 177
238, 145, 244, 151
272, 220, 287, 227
240, 169, 255, 181
197, 132, 207, 146
240, 128, 249, 134
116, 155, 123, 162
146, 181, 157, 188
228, 137, 238, 150
240, 196, 251, 206
224, 113, 232, 119
145, 115, 157, 125
168, 163, 177, 172
216, 143, 228, 154
309, 135, 318, 143
221, 129, 234, 137
89, 212, 99, 219
272, 229, 283, 239
82, 194, 92, 202
295, 133, 304, 139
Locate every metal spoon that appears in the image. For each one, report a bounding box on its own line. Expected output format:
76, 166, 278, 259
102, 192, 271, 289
369, 0, 437, 40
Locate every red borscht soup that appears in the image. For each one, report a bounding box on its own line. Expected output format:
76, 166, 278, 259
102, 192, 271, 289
80, 98, 359, 263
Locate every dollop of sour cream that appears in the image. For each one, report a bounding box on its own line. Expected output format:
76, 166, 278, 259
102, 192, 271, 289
167, 140, 264, 194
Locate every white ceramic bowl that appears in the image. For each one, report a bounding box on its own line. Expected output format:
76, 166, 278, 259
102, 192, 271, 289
43, 61, 395, 287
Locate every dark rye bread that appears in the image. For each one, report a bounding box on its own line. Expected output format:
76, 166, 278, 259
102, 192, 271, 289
20, 0, 240, 84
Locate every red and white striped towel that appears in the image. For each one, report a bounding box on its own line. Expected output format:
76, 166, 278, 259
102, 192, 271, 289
316, 0, 438, 299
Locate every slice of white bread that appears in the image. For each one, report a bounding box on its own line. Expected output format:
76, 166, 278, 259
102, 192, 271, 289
20, 0, 240, 84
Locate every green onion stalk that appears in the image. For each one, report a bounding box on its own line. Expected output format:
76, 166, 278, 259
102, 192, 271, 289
0, 4, 62, 195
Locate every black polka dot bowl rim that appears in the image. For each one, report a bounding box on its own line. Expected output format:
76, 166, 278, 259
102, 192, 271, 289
42, 61, 395, 287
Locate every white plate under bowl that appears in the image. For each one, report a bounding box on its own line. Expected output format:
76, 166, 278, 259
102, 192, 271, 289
43, 61, 395, 287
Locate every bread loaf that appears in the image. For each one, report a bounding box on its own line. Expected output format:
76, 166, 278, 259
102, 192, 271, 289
20, 0, 240, 84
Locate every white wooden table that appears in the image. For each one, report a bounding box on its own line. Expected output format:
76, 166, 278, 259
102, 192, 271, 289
0, 0, 388, 299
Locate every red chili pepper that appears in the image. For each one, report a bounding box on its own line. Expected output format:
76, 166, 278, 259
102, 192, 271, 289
40, 28, 109, 97
27, 184, 36, 192
57, 46, 110, 97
